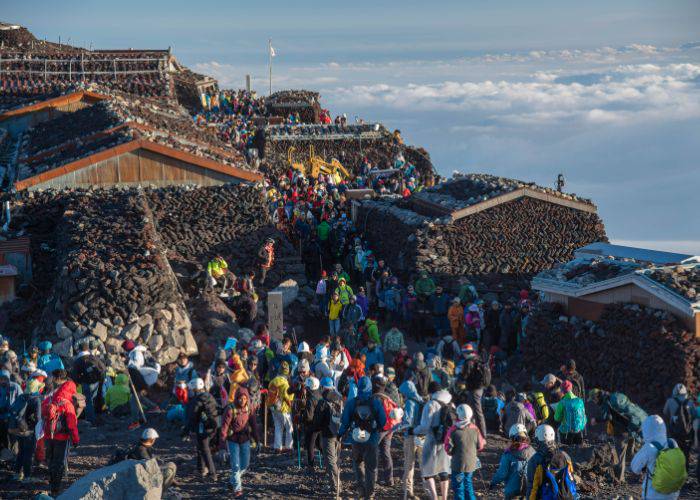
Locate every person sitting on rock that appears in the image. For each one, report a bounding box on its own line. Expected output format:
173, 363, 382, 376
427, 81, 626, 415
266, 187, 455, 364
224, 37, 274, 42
125, 428, 177, 489
207, 255, 232, 293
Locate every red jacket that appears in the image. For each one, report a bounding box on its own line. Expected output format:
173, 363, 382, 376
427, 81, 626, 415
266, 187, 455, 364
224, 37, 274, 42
42, 380, 80, 444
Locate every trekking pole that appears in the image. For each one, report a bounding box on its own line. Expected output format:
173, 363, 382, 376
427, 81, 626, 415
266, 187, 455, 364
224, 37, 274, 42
126, 370, 147, 424
297, 429, 302, 468
263, 401, 268, 448
335, 440, 341, 500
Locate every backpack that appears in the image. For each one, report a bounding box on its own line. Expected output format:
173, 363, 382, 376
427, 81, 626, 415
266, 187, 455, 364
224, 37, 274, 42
562, 397, 587, 434
43, 398, 70, 439
8, 394, 37, 436
540, 463, 578, 500
266, 383, 282, 411
482, 397, 501, 425
374, 393, 399, 432
650, 441, 687, 494
76, 355, 105, 384
109, 447, 130, 465
243, 377, 261, 411
317, 395, 343, 435
532, 392, 548, 421
432, 401, 458, 443
668, 398, 693, 439
351, 400, 376, 433
608, 393, 646, 433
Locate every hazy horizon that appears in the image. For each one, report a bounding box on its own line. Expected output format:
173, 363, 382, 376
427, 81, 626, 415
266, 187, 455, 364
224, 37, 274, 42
5, 1, 700, 253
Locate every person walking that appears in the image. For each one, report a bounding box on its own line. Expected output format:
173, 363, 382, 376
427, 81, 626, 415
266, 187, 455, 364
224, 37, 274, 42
399, 380, 424, 500
10, 378, 42, 483
185, 378, 219, 481
662, 383, 694, 469
526, 424, 576, 499
444, 404, 485, 500
71, 340, 106, 427
267, 362, 295, 452
314, 377, 344, 496
221, 387, 260, 497
490, 423, 535, 499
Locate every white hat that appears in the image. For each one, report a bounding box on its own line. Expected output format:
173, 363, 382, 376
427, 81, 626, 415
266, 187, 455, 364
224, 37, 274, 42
352, 427, 370, 443
468, 304, 479, 312
305, 376, 320, 391
535, 424, 556, 443
297, 341, 310, 354
540, 374, 557, 387
509, 423, 528, 438
456, 404, 473, 423
142, 428, 159, 440
673, 383, 688, 397
188, 378, 205, 391
315, 345, 329, 361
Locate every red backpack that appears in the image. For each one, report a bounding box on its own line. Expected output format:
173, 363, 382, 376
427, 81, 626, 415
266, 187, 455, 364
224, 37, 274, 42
42, 397, 69, 439
374, 393, 399, 431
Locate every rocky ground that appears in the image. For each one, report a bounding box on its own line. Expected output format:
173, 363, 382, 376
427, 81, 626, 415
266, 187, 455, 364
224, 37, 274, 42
1, 403, 696, 499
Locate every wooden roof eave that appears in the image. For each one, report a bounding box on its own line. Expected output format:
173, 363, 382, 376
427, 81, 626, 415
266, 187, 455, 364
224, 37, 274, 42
0, 91, 109, 122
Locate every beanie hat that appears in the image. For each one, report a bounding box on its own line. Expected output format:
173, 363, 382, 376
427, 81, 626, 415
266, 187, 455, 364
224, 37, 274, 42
320, 377, 334, 389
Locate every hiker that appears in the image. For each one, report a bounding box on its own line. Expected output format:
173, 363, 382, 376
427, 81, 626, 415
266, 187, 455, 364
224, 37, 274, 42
483, 385, 505, 435
341, 295, 364, 342
174, 352, 198, 388
302, 376, 323, 471
414, 271, 436, 301
207, 255, 232, 292
257, 237, 275, 284
490, 423, 535, 499
444, 403, 485, 500
554, 381, 587, 445
539, 373, 564, 405
360, 339, 384, 371
72, 339, 106, 427
436, 334, 461, 364
502, 388, 536, 437
456, 344, 490, 438
662, 383, 694, 468
498, 301, 517, 355
483, 301, 501, 352
37, 341, 64, 382
336, 277, 353, 306
316, 270, 329, 310
464, 304, 481, 344
221, 386, 260, 497
41, 369, 80, 497
557, 359, 585, 399
371, 374, 399, 486
382, 327, 404, 367
9, 376, 42, 483
448, 298, 466, 345
338, 358, 364, 400
526, 424, 577, 499
429, 286, 450, 336
267, 361, 295, 452
399, 380, 424, 500
313, 376, 344, 495
384, 367, 402, 408
428, 356, 450, 390
414, 382, 453, 500
328, 292, 343, 336
0, 339, 19, 377
589, 388, 648, 481
104, 372, 131, 416
411, 352, 431, 401
0, 369, 22, 455
630, 415, 687, 499
124, 428, 177, 489
184, 377, 219, 481
338, 375, 386, 500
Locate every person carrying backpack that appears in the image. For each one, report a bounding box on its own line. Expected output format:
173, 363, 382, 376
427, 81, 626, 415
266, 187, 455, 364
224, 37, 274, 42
71, 340, 106, 427
313, 377, 344, 496
184, 378, 219, 481
9, 378, 42, 483
109, 428, 177, 489
502, 389, 537, 438
414, 382, 454, 500
398, 380, 424, 500
0, 369, 22, 456
444, 404, 485, 500
267, 362, 295, 452
302, 376, 323, 472
371, 374, 400, 486
631, 415, 687, 499
220, 387, 260, 497
483, 385, 505, 435
338, 375, 386, 500
526, 424, 577, 500
457, 345, 490, 438
41, 370, 79, 497
662, 383, 693, 469
554, 382, 587, 445
490, 423, 536, 499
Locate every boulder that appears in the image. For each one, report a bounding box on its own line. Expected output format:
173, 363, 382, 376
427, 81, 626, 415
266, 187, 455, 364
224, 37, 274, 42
183, 331, 198, 356
270, 279, 299, 308
57, 458, 162, 500
157, 309, 173, 323
140, 323, 154, 344
137, 314, 154, 328
158, 346, 180, 365
92, 322, 108, 342
105, 338, 122, 355
148, 334, 164, 352
53, 338, 74, 358
122, 323, 141, 341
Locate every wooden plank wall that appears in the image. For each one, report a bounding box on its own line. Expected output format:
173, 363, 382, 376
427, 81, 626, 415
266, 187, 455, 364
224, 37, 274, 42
31, 149, 240, 189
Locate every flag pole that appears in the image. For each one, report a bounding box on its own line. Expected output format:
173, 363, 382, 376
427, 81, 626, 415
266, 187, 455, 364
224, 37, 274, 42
268, 38, 272, 96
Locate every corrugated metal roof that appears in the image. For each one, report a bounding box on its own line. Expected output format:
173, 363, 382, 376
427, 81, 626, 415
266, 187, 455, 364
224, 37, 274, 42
575, 242, 695, 266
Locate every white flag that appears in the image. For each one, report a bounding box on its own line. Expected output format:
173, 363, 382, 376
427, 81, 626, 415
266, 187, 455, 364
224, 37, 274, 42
270, 45, 276, 57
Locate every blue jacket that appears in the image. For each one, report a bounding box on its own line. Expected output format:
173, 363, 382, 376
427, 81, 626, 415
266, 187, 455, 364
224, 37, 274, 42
398, 380, 423, 436
360, 347, 384, 370
338, 377, 386, 445
38, 353, 64, 375
491, 444, 536, 497
0, 380, 22, 419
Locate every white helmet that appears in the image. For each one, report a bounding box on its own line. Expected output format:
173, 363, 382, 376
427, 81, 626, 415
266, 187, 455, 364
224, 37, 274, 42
297, 341, 310, 354
188, 378, 205, 391
456, 404, 473, 423
389, 407, 404, 422
305, 376, 320, 391
672, 383, 687, 397
509, 423, 528, 438
142, 428, 159, 440
352, 427, 370, 443
535, 424, 556, 443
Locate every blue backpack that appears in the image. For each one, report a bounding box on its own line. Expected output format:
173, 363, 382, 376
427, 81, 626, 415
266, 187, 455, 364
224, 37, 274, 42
541, 463, 578, 500
562, 397, 587, 434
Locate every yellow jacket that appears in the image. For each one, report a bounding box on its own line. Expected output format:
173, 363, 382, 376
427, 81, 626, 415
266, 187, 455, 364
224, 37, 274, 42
267, 375, 294, 414
328, 299, 343, 320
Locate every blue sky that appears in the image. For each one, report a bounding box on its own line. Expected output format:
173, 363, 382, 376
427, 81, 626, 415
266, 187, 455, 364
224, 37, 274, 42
5, 1, 700, 253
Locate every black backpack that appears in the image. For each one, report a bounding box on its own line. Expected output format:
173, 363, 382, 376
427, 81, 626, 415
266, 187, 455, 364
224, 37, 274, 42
352, 400, 376, 433
432, 401, 458, 443
464, 360, 490, 390
9, 394, 38, 435
109, 447, 130, 465
76, 355, 106, 384
669, 398, 694, 439
317, 394, 344, 435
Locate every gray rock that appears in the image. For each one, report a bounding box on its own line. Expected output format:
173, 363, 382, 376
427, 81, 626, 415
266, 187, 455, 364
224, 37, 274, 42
105, 338, 122, 355
57, 458, 162, 500
92, 322, 109, 342
140, 323, 154, 344
148, 334, 164, 352
270, 279, 299, 308
157, 309, 173, 323
53, 338, 74, 358
158, 346, 180, 365
122, 323, 141, 340
137, 314, 153, 328
183, 331, 198, 356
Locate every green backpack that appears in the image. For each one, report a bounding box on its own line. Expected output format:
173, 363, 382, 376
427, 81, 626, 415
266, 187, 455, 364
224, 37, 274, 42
650, 441, 687, 494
